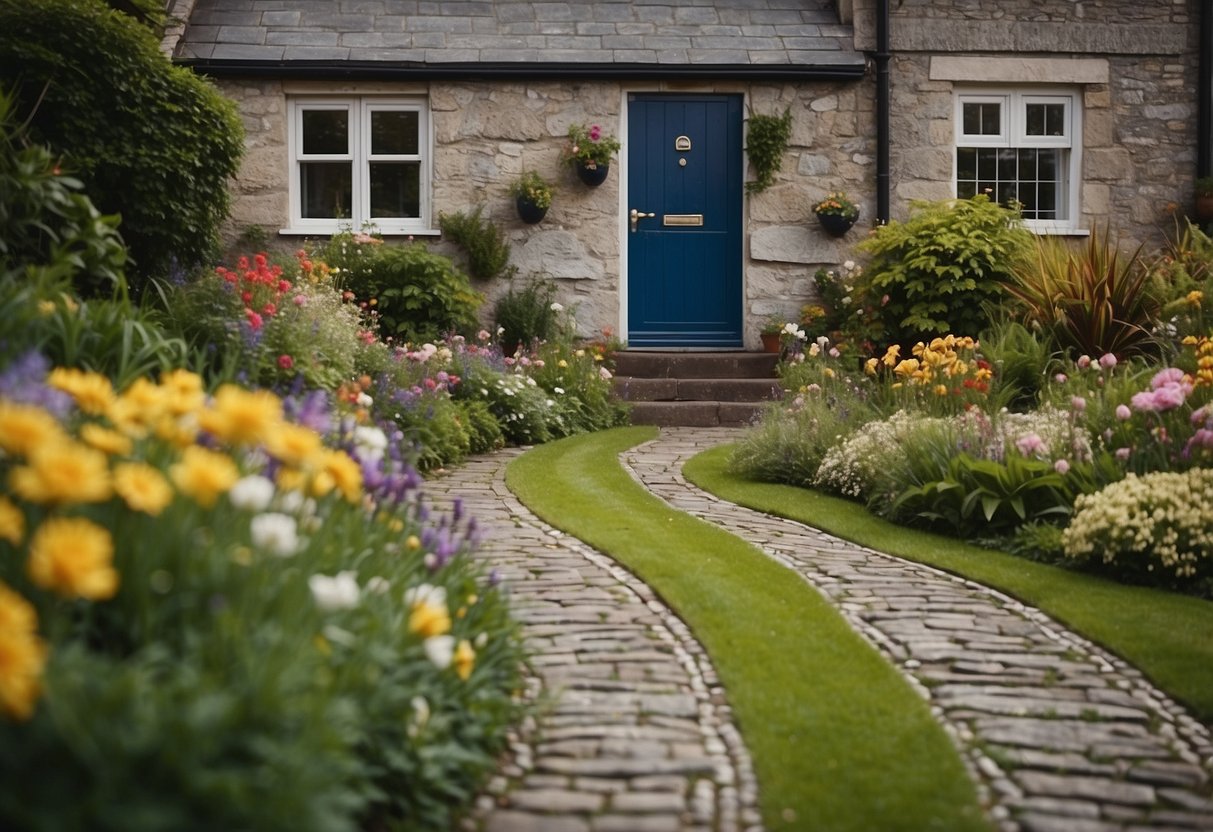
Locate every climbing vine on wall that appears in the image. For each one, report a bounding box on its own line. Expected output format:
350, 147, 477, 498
745, 107, 793, 195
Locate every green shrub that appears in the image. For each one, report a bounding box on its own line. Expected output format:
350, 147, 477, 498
0, 0, 244, 288
340, 244, 483, 344
493, 278, 565, 353
1005, 226, 1158, 359
456, 398, 505, 455
856, 195, 1032, 344
981, 319, 1054, 410
1063, 468, 1213, 588
528, 341, 629, 436
438, 206, 512, 281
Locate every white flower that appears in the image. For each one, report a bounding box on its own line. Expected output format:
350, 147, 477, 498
229, 475, 275, 512
816, 335, 830, 350
550, 302, 564, 312
424, 635, 455, 669
553, 386, 565, 395
598, 367, 612, 380
353, 425, 388, 463
843, 259, 856, 270
365, 576, 391, 595
309, 571, 361, 611
408, 695, 430, 738
404, 583, 446, 607
250, 512, 300, 557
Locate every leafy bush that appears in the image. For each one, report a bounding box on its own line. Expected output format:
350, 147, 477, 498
528, 340, 629, 436
1149, 219, 1213, 339
493, 278, 566, 353
1005, 226, 1158, 359
438, 206, 512, 281
1063, 468, 1213, 587
0, 363, 525, 830
339, 243, 483, 344
981, 319, 1054, 410
856, 195, 1032, 344
0, 0, 244, 288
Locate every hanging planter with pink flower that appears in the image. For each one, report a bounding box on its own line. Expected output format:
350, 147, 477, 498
565, 122, 621, 187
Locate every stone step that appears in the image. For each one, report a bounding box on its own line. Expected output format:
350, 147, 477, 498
612, 351, 779, 380
614, 377, 782, 403
627, 401, 770, 428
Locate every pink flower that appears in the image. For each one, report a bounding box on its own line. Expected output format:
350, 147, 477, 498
1115, 447, 1131, 461
1070, 395, 1086, 412
588, 124, 602, 142
1076, 355, 1091, 370
277, 354, 294, 370
1016, 433, 1046, 457
1053, 459, 1070, 475
477, 330, 491, 342
1098, 353, 1118, 370
293, 294, 308, 307
1150, 367, 1189, 391
245, 309, 263, 330
1055, 373, 1068, 384
1115, 404, 1132, 421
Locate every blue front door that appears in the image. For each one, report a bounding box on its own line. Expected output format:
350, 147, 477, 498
627, 94, 743, 348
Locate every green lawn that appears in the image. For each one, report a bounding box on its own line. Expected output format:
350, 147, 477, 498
685, 443, 1213, 726
507, 427, 990, 832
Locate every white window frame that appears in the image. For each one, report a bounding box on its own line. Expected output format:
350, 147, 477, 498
954, 87, 1082, 234
285, 96, 432, 236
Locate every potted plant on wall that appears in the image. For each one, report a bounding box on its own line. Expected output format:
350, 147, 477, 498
813, 191, 860, 237
509, 170, 553, 224
759, 316, 784, 353
566, 123, 621, 187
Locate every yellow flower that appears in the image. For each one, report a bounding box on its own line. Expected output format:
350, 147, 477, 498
933, 384, 949, 396
1182, 335, 1199, 346
864, 358, 878, 376
170, 445, 239, 508
159, 369, 206, 416
453, 639, 475, 681
893, 358, 920, 378
10, 440, 112, 505
409, 601, 451, 639
47, 368, 115, 416
0, 582, 47, 721
27, 516, 119, 600
1188, 290, 1203, 307
0, 497, 24, 547
318, 449, 362, 503
36, 300, 56, 316
0, 402, 66, 457
108, 377, 166, 436
406, 535, 421, 551
823, 367, 836, 379
276, 467, 306, 493
80, 423, 133, 457
197, 385, 283, 446
265, 423, 324, 468
881, 345, 900, 367
113, 462, 173, 516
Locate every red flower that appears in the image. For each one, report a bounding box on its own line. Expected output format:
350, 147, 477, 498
277, 354, 294, 370
245, 309, 263, 330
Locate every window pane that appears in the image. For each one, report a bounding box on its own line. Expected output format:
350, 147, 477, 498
369, 162, 420, 218
977, 148, 998, 180
1026, 103, 1066, 137
962, 102, 1000, 135
997, 148, 1017, 181
302, 110, 348, 155
371, 110, 419, 155
1017, 148, 1037, 180
956, 147, 976, 181
301, 162, 352, 218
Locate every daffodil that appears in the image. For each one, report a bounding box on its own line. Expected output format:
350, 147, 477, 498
264, 422, 325, 468
27, 516, 119, 600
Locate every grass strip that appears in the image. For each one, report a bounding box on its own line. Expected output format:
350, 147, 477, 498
507, 427, 990, 832
685, 444, 1213, 726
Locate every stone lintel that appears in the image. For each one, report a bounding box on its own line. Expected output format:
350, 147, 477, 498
930, 56, 1109, 86
895, 22, 1186, 57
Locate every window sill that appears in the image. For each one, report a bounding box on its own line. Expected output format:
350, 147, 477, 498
1025, 224, 1089, 237
277, 227, 442, 238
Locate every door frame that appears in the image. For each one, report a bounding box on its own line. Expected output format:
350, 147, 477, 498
617, 87, 748, 349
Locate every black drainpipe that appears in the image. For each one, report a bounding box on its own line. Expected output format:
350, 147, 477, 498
1199, 0, 1212, 179
875, 0, 891, 224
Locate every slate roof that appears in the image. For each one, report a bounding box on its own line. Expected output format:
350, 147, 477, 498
176, 1, 864, 78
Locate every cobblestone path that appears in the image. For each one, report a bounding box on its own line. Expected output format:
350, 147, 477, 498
426, 450, 761, 832
428, 428, 1213, 832
626, 428, 1213, 832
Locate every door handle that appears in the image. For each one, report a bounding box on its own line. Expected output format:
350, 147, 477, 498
630, 208, 656, 232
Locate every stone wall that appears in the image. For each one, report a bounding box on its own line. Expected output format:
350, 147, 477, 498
857, 0, 1201, 251
213, 76, 874, 348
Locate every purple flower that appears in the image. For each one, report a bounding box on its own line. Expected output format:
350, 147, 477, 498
0, 351, 73, 416
1055, 373, 1068, 384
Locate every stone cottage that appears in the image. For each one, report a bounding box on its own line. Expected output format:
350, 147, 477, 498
166, 0, 1210, 351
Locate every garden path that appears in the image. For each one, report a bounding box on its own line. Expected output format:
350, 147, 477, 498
429, 428, 1213, 832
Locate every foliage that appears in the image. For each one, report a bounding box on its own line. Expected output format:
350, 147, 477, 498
438, 206, 513, 282
1004, 225, 1158, 359
1149, 218, 1213, 340
813, 191, 859, 220
0, 363, 525, 830
744, 107, 792, 195
493, 278, 565, 352
729, 395, 869, 488
508, 170, 553, 211
339, 243, 483, 344
1196, 176, 1213, 197
856, 195, 1032, 343
1064, 468, 1213, 588
980, 319, 1054, 410
805, 262, 886, 353
0, 88, 127, 299
528, 340, 629, 436
0, 0, 244, 288
565, 123, 620, 168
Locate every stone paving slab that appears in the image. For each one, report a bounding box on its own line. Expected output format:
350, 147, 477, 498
626, 428, 1213, 832
425, 450, 760, 832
